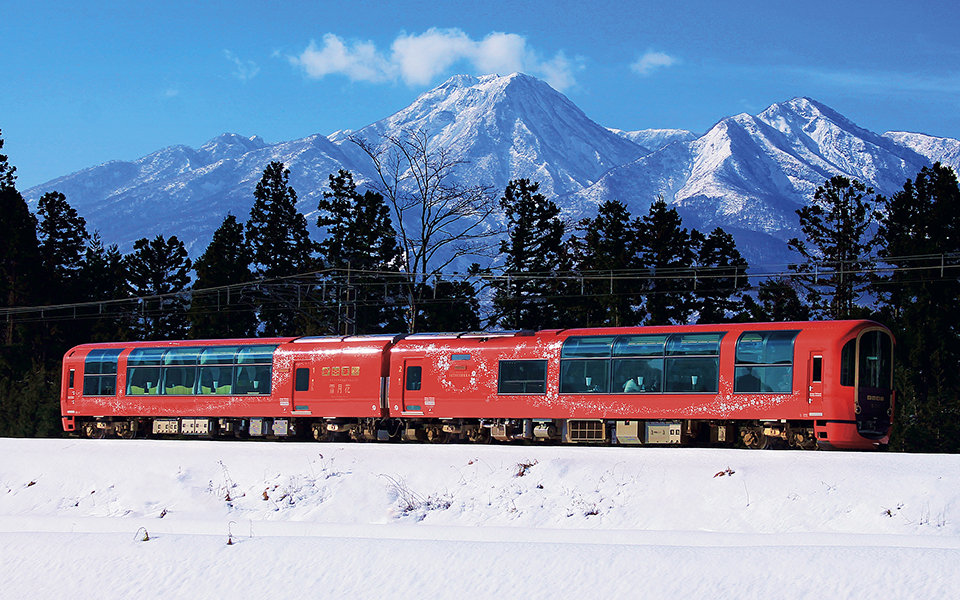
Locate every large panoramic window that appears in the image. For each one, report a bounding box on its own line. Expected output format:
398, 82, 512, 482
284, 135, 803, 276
664, 333, 723, 393
733, 330, 799, 394
126, 345, 276, 396
82, 348, 123, 396
560, 332, 724, 394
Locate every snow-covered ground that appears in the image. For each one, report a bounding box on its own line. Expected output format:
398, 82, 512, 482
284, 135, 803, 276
1, 438, 958, 599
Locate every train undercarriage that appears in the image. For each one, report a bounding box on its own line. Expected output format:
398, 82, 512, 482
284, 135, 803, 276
70, 415, 824, 449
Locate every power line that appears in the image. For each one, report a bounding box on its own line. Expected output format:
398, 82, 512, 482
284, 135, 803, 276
2, 252, 959, 324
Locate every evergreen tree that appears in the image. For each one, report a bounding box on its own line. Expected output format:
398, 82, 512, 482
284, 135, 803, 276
788, 175, 879, 319
36, 191, 89, 302
82, 233, 131, 341
492, 179, 570, 330
0, 129, 16, 191
694, 228, 749, 323
419, 278, 481, 332
571, 200, 644, 327
636, 197, 697, 325
189, 214, 257, 339
876, 163, 960, 452
246, 161, 317, 336
125, 235, 192, 340
317, 170, 405, 334
0, 131, 41, 347
743, 277, 811, 322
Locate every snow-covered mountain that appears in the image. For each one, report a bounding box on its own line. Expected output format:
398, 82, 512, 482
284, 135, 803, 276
609, 127, 697, 151
336, 73, 649, 198
576, 98, 941, 263
22, 74, 960, 264
883, 131, 960, 170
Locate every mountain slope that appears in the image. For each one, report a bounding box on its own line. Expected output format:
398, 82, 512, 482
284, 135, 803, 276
339, 73, 648, 199
883, 131, 960, 174
572, 98, 933, 263
22, 76, 956, 265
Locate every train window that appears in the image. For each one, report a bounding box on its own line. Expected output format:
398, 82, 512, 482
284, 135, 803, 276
734, 331, 799, 394
665, 357, 720, 393
561, 336, 616, 358
613, 335, 668, 357
405, 366, 422, 391
666, 333, 724, 356
68, 370, 75, 389
198, 347, 239, 395
662, 333, 722, 393
735, 331, 798, 364
127, 347, 165, 366
234, 365, 272, 394
295, 368, 310, 392
840, 340, 855, 386
82, 348, 122, 396
127, 366, 162, 395
237, 346, 277, 364
812, 357, 822, 383
200, 346, 239, 365
497, 360, 547, 394
560, 359, 609, 394
198, 365, 234, 395
612, 358, 663, 393
859, 331, 892, 389
163, 347, 200, 365
163, 366, 198, 395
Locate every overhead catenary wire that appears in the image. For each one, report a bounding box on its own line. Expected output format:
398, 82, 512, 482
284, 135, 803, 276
1, 252, 959, 324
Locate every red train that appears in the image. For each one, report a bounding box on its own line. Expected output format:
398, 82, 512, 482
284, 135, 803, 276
60, 320, 894, 449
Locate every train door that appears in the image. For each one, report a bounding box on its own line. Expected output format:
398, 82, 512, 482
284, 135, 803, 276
402, 359, 424, 413
292, 363, 311, 411
806, 352, 823, 415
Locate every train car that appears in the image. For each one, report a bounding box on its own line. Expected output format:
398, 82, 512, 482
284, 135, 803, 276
60, 335, 396, 439
60, 320, 894, 449
385, 321, 893, 449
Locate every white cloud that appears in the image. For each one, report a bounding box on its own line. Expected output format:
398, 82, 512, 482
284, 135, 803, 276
290, 29, 580, 90
631, 51, 679, 76
293, 34, 394, 83
224, 50, 260, 82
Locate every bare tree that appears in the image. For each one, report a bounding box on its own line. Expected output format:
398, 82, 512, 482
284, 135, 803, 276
351, 129, 501, 331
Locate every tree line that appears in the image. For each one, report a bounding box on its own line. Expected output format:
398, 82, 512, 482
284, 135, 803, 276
1, 128, 958, 451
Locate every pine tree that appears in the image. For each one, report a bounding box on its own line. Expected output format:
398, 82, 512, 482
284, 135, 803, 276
125, 235, 192, 340
788, 175, 879, 319
82, 233, 131, 341
36, 191, 89, 303
493, 179, 570, 330
694, 228, 749, 323
246, 161, 317, 336
189, 214, 257, 339
0, 131, 41, 347
317, 170, 405, 334
876, 163, 960, 452
571, 200, 644, 327
743, 277, 811, 322
636, 197, 697, 325
419, 278, 481, 332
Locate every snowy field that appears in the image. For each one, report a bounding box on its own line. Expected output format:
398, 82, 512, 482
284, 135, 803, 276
1, 438, 959, 599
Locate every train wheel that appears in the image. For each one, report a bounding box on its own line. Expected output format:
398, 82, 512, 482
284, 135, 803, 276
741, 427, 766, 449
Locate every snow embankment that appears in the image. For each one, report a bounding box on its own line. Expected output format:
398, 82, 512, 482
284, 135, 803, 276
1, 439, 958, 599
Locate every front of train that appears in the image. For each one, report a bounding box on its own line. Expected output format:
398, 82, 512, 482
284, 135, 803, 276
818, 323, 895, 449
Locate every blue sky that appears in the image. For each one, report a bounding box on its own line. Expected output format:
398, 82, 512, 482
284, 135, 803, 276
4, 0, 959, 189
